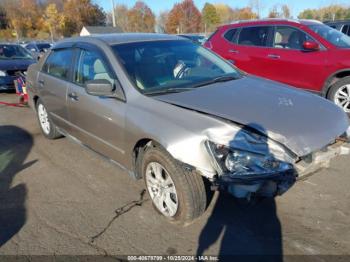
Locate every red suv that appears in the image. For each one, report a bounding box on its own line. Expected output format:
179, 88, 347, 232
205, 19, 350, 113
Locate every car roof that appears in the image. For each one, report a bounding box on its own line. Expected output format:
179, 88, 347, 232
54, 33, 185, 49
224, 18, 322, 28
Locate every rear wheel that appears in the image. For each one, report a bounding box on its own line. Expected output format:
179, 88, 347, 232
327, 77, 350, 114
36, 99, 61, 139
141, 145, 207, 226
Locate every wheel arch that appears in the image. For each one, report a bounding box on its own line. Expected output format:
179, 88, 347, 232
322, 69, 350, 97
32, 95, 40, 109
132, 138, 165, 179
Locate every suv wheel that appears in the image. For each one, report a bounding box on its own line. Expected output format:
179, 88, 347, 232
141, 145, 207, 226
36, 99, 61, 139
328, 77, 350, 113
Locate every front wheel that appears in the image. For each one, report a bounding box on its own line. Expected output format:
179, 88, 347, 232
327, 77, 350, 114
141, 145, 207, 226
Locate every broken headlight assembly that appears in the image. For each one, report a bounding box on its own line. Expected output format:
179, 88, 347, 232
205, 140, 293, 177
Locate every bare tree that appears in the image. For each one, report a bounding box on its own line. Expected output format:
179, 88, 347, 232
249, 0, 264, 18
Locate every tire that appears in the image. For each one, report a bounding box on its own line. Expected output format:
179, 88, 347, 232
36, 98, 61, 139
327, 76, 350, 114
141, 144, 207, 226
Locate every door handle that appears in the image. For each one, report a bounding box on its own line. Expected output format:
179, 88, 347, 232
267, 54, 281, 59
229, 49, 239, 54
38, 79, 44, 86
68, 92, 79, 101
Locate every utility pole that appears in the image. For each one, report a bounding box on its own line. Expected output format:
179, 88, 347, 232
111, 0, 116, 27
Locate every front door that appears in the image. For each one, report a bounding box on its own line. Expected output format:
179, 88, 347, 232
263, 26, 327, 92
67, 47, 127, 164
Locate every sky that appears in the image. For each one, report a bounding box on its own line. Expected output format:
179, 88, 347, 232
95, 0, 349, 18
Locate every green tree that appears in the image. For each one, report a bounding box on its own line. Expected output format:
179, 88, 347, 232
202, 3, 220, 33
298, 5, 350, 21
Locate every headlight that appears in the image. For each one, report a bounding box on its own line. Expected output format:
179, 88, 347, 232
205, 141, 293, 177
0, 70, 7, 77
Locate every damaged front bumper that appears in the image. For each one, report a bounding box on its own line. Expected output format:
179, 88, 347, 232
214, 140, 350, 199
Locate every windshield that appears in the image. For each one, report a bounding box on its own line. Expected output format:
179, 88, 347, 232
308, 24, 350, 48
0, 44, 34, 60
112, 40, 240, 95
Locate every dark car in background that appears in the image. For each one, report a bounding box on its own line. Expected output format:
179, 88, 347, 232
324, 20, 350, 36
25, 42, 52, 60
0, 44, 36, 91
205, 19, 350, 113
178, 34, 206, 44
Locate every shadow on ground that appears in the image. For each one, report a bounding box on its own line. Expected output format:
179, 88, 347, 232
197, 193, 282, 261
0, 125, 36, 247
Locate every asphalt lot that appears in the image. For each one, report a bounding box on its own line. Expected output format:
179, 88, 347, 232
0, 93, 350, 260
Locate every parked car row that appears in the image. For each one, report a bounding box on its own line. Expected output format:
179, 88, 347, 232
26, 31, 350, 225
324, 20, 350, 36
0, 41, 52, 91
0, 43, 36, 91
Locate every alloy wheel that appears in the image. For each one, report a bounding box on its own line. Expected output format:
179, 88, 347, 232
334, 84, 350, 113
145, 162, 178, 217
38, 104, 51, 135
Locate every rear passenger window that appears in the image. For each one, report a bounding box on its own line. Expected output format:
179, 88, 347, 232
342, 25, 350, 36
223, 29, 237, 43
238, 26, 270, 47
43, 49, 73, 80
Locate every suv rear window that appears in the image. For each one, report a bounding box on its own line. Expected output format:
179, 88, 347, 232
238, 26, 271, 47
43, 49, 73, 80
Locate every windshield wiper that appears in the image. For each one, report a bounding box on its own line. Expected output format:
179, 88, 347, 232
144, 75, 239, 96
191, 75, 239, 88
145, 87, 196, 96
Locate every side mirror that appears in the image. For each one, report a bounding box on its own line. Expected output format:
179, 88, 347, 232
30, 48, 36, 52
85, 79, 125, 100
86, 79, 114, 97
303, 41, 320, 51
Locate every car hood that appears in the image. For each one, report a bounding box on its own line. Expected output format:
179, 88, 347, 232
155, 76, 349, 157
0, 59, 36, 71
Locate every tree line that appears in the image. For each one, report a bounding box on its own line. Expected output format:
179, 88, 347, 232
0, 0, 350, 41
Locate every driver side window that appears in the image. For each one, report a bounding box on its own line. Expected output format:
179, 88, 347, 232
74, 49, 114, 85
273, 26, 312, 50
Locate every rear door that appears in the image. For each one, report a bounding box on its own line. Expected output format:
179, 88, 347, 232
38, 48, 74, 130
262, 25, 327, 92
67, 45, 127, 163
221, 26, 274, 77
